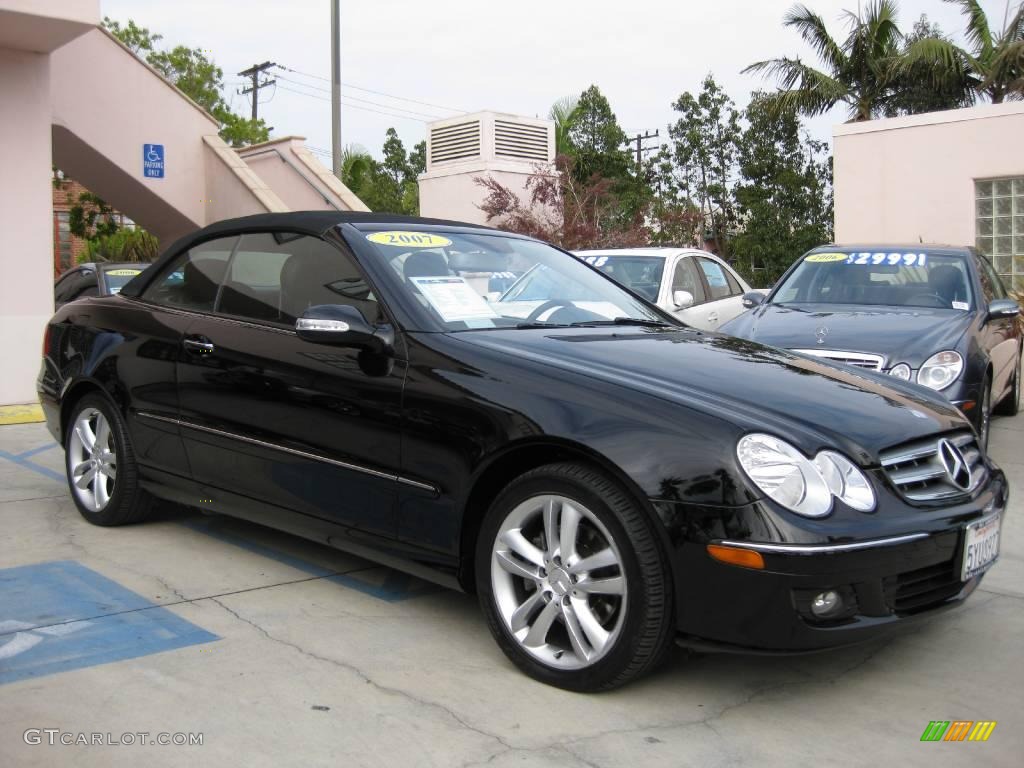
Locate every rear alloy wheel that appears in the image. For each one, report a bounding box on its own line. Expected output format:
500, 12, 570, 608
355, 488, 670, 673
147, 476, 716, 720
65, 394, 152, 526
477, 463, 674, 691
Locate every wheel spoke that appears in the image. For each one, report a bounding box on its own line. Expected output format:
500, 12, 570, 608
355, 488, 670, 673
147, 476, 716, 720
98, 462, 117, 481
568, 547, 617, 576
74, 420, 96, 453
94, 416, 110, 454
561, 602, 591, 662
522, 599, 560, 647
543, 498, 559, 558
559, 502, 581, 563
576, 575, 624, 595
570, 598, 610, 654
499, 529, 545, 568
509, 590, 545, 633
94, 475, 110, 509
72, 463, 95, 489
495, 550, 541, 581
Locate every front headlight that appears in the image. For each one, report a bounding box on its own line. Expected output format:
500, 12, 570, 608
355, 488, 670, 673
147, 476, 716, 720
917, 350, 963, 390
736, 434, 832, 517
888, 363, 911, 381
737, 434, 875, 517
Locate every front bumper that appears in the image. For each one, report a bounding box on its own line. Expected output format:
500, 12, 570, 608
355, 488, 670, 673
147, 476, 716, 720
666, 470, 1007, 653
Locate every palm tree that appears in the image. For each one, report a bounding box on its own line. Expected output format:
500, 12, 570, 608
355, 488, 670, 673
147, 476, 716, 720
548, 95, 580, 156
901, 0, 1023, 104
743, 1, 904, 121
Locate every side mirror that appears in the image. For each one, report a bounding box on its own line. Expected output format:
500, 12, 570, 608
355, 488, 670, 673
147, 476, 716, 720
295, 304, 393, 354
988, 299, 1020, 320
742, 291, 765, 309
673, 290, 694, 309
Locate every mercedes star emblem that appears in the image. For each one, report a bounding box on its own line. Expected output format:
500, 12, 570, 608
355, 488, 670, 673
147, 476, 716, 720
937, 438, 972, 490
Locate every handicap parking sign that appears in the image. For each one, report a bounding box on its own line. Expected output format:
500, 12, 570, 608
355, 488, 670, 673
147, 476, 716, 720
143, 143, 165, 178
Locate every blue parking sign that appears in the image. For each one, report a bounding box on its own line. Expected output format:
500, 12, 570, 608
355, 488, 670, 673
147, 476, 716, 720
143, 143, 165, 178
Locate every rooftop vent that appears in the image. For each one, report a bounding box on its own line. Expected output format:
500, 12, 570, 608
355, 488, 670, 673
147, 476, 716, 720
428, 119, 481, 164
494, 119, 550, 162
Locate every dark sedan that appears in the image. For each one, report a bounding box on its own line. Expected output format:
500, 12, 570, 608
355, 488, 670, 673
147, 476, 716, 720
38, 215, 1007, 691
54, 262, 148, 307
723, 246, 1021, 449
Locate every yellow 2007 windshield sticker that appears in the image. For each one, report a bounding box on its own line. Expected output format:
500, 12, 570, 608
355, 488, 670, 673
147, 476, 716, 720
804, 252, 848, 263
366, 231, 452, 248
106, 269, 142, 276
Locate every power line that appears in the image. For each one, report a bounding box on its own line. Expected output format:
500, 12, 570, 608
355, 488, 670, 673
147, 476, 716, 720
275, 76, 445, 120
275, 84, 429, 123
274, 64, 466, 114
624, 130, 660, 166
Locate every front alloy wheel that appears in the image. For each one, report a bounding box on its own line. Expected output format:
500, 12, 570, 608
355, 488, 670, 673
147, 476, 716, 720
491, 494, 627, 669
68, 407, 117, 512
477, 462, 674, 691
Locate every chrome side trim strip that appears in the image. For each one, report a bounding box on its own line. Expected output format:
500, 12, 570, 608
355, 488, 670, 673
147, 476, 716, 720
136, 411, 437, 493
717, 532, 929, 555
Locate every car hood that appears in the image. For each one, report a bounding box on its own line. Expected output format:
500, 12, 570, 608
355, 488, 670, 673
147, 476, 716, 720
450, 327, 968, 464
721, 303, 973, 366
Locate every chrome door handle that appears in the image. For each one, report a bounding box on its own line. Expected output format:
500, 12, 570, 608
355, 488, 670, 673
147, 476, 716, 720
707, 312, 719, 323
183, 338, 215, 354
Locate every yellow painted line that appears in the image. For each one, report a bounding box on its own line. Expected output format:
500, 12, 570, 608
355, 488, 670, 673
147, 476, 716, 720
0, 403, 45, 425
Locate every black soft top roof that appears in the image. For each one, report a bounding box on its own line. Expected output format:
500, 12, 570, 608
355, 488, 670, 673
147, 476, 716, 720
120, 211, 497, 298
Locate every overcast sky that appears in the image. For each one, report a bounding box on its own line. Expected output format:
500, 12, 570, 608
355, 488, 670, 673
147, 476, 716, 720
102, 0, 1012, 163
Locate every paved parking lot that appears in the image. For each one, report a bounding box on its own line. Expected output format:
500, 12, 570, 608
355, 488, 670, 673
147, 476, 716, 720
1, 415, 1022, 768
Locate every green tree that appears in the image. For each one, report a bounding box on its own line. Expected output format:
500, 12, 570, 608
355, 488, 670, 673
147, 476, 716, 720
548, 95, 580, 157
668, 75, 743, 256
339, 132, 424, 215
886, 14, 976, 115
901, 0, 1023, 104
68, 191, 119, 240
743, 1, 904, 121
103, 17, 269, 147
565, 85, 631, 183
732, 95, 834, 284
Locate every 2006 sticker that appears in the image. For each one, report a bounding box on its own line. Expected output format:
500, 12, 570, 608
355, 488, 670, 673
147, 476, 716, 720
366, 231, 452, 248
804, 252, 848, 263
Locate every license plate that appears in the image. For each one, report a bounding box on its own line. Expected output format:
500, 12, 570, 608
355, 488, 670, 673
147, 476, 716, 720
961, 513, 1000, 582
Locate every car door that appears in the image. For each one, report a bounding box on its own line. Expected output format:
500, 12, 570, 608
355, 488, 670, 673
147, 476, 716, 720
174, 230, 404, 540
667, 256, 712, 328
975, 254, 1018, 400
696, 255, 746, 327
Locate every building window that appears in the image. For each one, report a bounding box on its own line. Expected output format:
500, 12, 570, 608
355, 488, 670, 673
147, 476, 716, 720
55, 212, 73, 273
975, 178, 1024, 292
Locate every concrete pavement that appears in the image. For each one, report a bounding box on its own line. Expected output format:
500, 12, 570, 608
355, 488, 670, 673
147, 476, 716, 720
0, 415, 1021, 767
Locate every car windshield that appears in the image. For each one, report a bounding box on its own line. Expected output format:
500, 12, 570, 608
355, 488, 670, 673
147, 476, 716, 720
577, 255, 665, 302
771, 250, 973, 310
102, 267, 145, 294
358, 230, 668, 331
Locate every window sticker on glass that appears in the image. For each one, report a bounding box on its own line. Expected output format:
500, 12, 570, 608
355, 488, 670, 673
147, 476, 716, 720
411, 276, 498, 322
366, 231, 452, 248
844, 252, 928, 267
700, 261, 728, 287
583, 256, 608, 267
804, 252, 848, 263
952, 300, 969, 311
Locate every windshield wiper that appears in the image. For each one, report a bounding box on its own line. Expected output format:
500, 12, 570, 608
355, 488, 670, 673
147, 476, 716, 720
569, 317, 673, 328
514, 321, 572, 329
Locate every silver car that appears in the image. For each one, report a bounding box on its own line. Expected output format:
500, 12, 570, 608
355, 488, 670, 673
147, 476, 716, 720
574, 248, 753, 331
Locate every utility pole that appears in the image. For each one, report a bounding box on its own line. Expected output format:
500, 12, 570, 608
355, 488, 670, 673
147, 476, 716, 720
238, 61, 276, 123
625, 130, 659, 167
331, 0, 342, 179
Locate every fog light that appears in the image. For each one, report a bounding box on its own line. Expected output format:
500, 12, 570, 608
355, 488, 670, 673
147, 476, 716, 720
811, 590, 842, 617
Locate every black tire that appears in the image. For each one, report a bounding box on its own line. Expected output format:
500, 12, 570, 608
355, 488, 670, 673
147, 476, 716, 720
475, 462, 674, 691
977, 375, 992, 452
64, 393, 153, 526
994, 351, 1021, 417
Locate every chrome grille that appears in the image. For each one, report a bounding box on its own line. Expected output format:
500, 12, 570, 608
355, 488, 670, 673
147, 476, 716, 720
790, 349, 883, 371
880, 432, 986, 503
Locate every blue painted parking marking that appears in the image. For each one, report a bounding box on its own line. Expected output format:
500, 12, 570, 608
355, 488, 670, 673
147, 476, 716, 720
182, 517, 441, 602
0, 561, 217, 685
0, 442, 63, 484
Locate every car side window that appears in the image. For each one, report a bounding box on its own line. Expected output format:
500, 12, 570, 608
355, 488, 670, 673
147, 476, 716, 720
672, 258, 707, 304
976, 255, 1007, 301
218, 232, 381, 327
697, 257, 733, 300
142, 236, 238, 312
724, 266, 743, 295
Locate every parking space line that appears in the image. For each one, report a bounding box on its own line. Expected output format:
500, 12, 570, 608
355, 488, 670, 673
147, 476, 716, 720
182, 517, 442, 602
0, 447, 65, 484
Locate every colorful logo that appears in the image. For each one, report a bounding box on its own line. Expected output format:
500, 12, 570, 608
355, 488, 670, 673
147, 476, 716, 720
920, 721, 997, 742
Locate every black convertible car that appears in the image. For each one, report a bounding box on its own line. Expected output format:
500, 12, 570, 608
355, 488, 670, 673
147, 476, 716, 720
39, 214, 1007, 691
724, 246, 1021, 449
